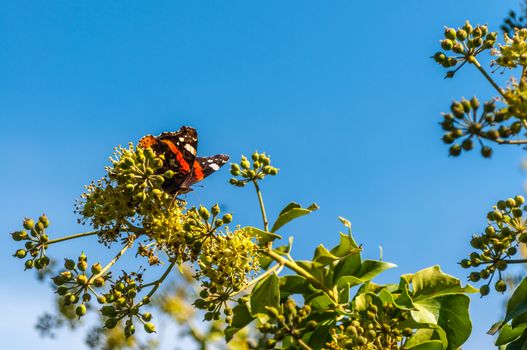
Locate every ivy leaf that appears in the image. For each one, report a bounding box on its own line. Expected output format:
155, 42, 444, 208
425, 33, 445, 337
329, 232, 359, 258
224, 302, 254, 342
250, 274, 279, 318
405, 327, 448, 350
271, 202, 319, 232
313, 244, 340, 265
279, 275, 313, 298
495, 323, 527, 346
307, 318, 335, 348
245, 226, 282, 245
406, 266, 477, 302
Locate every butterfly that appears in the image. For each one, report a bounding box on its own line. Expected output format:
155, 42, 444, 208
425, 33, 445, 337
138, 126, 229, 195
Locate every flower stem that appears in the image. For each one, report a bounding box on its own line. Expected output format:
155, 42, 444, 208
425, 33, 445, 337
137, 259, 177, 307
470, 57, 506, 99
39, 230, 99, 248
252, 180, 269, 232
90, 235, 135, 281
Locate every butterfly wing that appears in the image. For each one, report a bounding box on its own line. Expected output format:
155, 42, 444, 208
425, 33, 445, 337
187, 154, 230, 186
139, 126, 198, 194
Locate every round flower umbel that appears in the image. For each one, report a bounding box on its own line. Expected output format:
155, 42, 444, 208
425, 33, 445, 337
76, 144, 172, 241
229, 152, 279, 187
194, 226, 261, 322
326, 302, 412, 350
11, 215, 51, 270
433, 21, 497, 78
460, 195, 527, 296
441, 97, 501, 158
258, 299, 315, 349
493, 28, 527, 69
502, 78, 527, 121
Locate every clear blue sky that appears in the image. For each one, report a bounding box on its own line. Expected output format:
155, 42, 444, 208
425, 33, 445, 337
1, 1, 524, 349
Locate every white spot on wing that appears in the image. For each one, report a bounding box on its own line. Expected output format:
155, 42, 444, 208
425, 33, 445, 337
184, 144, 196, 155
210, 164, 220, 171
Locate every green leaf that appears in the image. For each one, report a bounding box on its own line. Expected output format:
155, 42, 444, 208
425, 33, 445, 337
225, 302, 254, 342
405, 340, 444, 350
496, 323, 527, 346
329, 232, 360, 257
245, 226, 282, 245
250, 274, 279, 317
305, 291, 334, 310
307, 318, 335, 348
413, 295, 472, 350
504, 278, 527, 328
279, 275, 313, 298
408, 266, 477, 302
271, 202, 319, 232
405, 327, 448, 349
313, 244, 340, 265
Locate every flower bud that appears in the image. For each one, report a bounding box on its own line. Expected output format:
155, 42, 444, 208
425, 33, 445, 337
23, 218, 35, 230
38, 215, 50, 228
240, 158, 251, 170
198, 206, 210, 220
24, 259, 34, 270
222, 213, 233, 224
480, 284, 490, 296
14, 249, 27, 259
495, 279, 507, 293
251, 152, 260, 161
91, 263, 103, 275
441, 39, 453, 50
64, 259, 76, 270
211, 204, 220, 216
481, 146, 492, 158
456, 29, 467, 41
76, 304, 87, 317
444, 27, 456, 40
77, 274, 88, 285
93, 277, 105, 287
144, 322, 156, 333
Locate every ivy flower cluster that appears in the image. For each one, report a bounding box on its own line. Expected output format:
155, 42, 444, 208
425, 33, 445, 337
433, 21, 497, 78
229, 152, 279, 187
493, 27, 527, 69
460, 195, 526, 296
258, 299, 316, 349
326, 301, 412, 350
11, 215, 51, 270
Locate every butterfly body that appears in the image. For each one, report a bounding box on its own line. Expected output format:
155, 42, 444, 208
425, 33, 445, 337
138, 126, 229, 195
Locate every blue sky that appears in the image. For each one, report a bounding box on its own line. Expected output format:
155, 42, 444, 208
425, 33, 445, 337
1, 1, 525, 349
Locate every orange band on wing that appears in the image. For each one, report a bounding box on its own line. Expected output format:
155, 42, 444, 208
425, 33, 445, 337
161, 139, 191, 172
193, 160, 205, 181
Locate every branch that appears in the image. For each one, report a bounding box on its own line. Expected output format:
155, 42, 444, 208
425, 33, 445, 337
38, 230, 99, 248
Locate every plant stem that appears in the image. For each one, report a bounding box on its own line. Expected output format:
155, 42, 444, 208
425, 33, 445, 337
137, 259, 177, 307
252, 180, 269, 232
495, 138, 527, 145
230, 262, 284, 297
265, 248, 338, 304
89, 235, 135, 282
40, 230, 99, 247
470, 57, 506, 99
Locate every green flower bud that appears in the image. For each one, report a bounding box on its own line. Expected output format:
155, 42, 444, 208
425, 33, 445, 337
11, 230, 27, 241
515, 195, 525, 206
513, 208, 522, 218
449, 144, 462, 156
461, 138, 473, 151
91, 263, 103, 274
211, 204, 220, 216
15, 249, 27, 259
469, 272, 481, 282
93, 277, 105, 287
97, 295, 107, 304
222, 213, 233, 224
456, 29, 467, 40
57, 286, 69, 296
441, 39, 453, 50
35, 221, 45, 232
24, 259, 34, 269
251, 152, 259, 161
142, 312, 153, 322
105, 318, 117, 329
444, 27, 456, 40
101, 306, 117, 317
144, 322, 156, 333
240, 158, 251, 170
64, 259, 76, 270
23, 218, 35, 230
75, 304, 87, 317
433, 52, 447, 63
496, 260, 508, 271
198, 206, 210, 220
77, 274, 88, 285
38, 215, 50, 228
480, 284, 490, 296
460, 259, 471, 268
495, 279, 507, 293
485, 226, 496, 237
481, 146, 492, 158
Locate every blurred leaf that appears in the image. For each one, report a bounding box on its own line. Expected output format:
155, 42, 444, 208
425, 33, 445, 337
225, 302, 254, 342
250, 274, 279, 318
495, 323, 527, 346
279, 275, 313, 298
245, 226, 281, 245
271, 202, 318, 232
